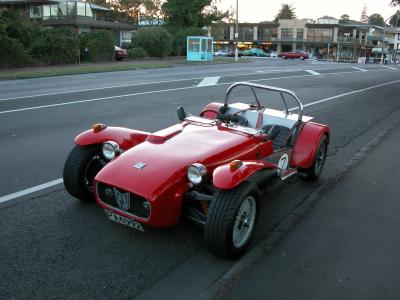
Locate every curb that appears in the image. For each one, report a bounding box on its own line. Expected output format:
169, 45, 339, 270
200, 120, 400, 300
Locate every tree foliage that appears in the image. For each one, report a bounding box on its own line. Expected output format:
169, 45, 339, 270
340, 14, 350, 20
368, 13, 385, 26
274, 4, 296, 22
389, 10, 400, 26
162, 0, 228, 28
391, 0, 400, 6
131, 27, 173, 57
141, 0, 164, 25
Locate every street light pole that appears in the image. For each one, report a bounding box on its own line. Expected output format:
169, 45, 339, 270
234, 0, 239, 61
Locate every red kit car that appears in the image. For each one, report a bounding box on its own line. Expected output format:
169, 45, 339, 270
63, 82, 330, 258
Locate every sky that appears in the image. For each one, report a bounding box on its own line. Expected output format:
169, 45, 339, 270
217, 0, 398, 23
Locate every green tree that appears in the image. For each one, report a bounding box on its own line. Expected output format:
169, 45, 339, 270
340, 14, 350, 20
162, 0, 228, 28
141, 0, 163, 25
131, 27, 173, 57
274, 4, 296, 22
369, 13, 385, 26
391, 0, 400, 6
389, 10, 400, 26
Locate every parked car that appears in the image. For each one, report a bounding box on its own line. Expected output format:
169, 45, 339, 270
63, 82, 330, 258
243, 48, 267, 57
265, 51, 278, 58
278, 50, 309, 60
115, 46, 128, 61
227, 49, 244, 57
214, 50, 229, 56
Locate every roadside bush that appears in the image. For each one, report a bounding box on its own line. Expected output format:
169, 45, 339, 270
131, 27, 173, 58
30, 28, 79, 65
167, 27, 205, 56
80, 30, 114, 62
0, 34, 31, 68
128, 47, 149, 59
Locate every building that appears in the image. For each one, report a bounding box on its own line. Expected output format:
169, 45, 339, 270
209, 19, 397, 62
0, 0, 138, 46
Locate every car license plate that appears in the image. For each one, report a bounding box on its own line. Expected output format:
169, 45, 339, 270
104, 209, 144, 232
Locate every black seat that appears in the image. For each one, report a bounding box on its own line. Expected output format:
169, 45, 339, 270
262, 125, 291, 150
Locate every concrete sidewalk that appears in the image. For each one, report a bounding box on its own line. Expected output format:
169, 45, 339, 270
222, 125, 400, 300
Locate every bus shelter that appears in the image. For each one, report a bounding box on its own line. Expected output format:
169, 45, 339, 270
187, 36, 213, 61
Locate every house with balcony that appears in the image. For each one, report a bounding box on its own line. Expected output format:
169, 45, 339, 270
0, 0, 138, 46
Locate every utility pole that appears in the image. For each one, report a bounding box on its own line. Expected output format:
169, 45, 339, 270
235, 0, 239, 61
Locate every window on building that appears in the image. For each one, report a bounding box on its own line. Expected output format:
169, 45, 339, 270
50, 4, 58, 18
58, 3, 67, 17
281, 28, 293, 40
77, 2, 86, 16
42, 5, 51, 19
85, 3, 93, 17
239, 27, 254, 41
29, 5, 42, 18
67, 2, 76, 16
257, 28, 273, 41
188, 39, 200, 52
307, 29, 332, 42
297, 29, 304, 40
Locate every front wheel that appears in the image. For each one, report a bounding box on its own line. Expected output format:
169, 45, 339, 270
299, 135, 328, 181
204, 182, 260, 258
63, 145, 106, 202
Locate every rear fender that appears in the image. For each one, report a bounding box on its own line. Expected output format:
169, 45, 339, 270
213, 160, 277, 190
75, 126, 150, 150
291, 122, 330, 169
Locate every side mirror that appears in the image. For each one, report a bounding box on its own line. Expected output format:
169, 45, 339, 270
264, 125, 280, 141
177, 106, 187, 121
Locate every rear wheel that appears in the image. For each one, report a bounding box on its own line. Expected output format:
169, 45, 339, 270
300, 56, 305, 60
63, 145, 106, 202
300, 135, 328, 181
282, 55, 286, 59
204, 182, 260, 258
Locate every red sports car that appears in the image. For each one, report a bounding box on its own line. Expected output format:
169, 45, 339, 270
114, 46, 128, 61
63, 82, 330, 258
278, 50, 309, 60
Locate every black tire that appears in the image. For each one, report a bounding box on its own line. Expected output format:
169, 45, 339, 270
300, 56, 305, 60
300, 135, 328, 181
63, 144, 104, 202
282, 55, 286, 59
204, 182, 261, 258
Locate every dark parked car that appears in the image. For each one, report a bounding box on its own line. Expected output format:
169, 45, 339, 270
278, 50, 309, 60
115, 46, 128, 61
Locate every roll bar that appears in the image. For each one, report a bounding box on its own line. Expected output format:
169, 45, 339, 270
224, 82, 304, 121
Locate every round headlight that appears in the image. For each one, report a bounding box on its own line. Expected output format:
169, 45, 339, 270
187, 163, 207, 185
102, 141, 120, 161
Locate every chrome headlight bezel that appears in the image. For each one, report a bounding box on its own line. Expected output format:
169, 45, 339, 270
101, 141, 120, 161
187, 163, 207, 185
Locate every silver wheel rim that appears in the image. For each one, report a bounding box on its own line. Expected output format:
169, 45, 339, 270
232, 196, 257, 248
314, 142, 326, 175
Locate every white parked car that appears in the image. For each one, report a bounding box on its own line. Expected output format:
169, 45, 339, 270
214, 50, 229, 56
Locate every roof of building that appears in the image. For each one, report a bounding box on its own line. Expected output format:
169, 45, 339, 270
0, 0, 111, 10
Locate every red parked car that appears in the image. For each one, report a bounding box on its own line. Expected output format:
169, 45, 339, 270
278, 50, 309, 60
114, 46, 128, 61
63, 82, 330, 258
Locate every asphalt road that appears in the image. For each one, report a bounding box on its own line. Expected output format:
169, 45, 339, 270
1, 58, 400, 299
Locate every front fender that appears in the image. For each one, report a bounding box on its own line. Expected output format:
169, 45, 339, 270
291, 122, 330, 169
75, 126, 150, 150
213, 160, 276, 190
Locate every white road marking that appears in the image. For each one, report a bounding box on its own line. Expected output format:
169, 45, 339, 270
353, 67, 368, 72
0, 80, 27, 85
0, 68, 392, 115
382, 66, 397, 70
288, 79, 400, 111
197, 77, 221, 87
0, 77, 199, 102
0, 65, 368, 102
75, 75, 97, 79
0, 178, 63, 204
305, 70, 321, 75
